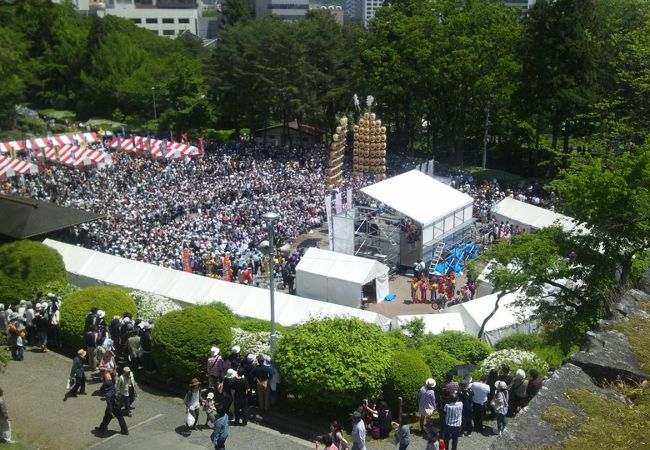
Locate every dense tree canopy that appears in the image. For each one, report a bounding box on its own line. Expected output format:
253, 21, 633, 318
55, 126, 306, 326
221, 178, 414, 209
3, 0, 650, 167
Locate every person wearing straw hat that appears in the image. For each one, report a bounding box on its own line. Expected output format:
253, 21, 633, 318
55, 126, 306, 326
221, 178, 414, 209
184, 378, 202, 432
65, 349, 87, 400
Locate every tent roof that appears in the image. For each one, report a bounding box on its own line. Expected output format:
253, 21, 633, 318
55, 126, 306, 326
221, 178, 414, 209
0, 195, 104, 239
491, 197, 576, 231
361, 170, 473, 225
296, 247, 389, 284
441, 292, 531, 335
392, 313, 466, 335
44, 239, 391, 329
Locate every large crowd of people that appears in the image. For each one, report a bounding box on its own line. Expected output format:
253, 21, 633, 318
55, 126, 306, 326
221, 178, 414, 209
2, 141, 379, 279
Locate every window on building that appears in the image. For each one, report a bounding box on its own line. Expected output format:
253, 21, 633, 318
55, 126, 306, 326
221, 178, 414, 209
162, 29, 176, 36
178, 18, 190, 24
131, 18, 142, 23
162, 18, 174, 24
146, 18, 158, 24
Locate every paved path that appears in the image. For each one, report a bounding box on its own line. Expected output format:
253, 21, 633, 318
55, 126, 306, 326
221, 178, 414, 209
0, 349, 311, 450
0, 348, 499, 450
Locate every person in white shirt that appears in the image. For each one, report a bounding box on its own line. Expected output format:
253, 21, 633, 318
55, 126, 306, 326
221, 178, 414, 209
351, 411, 366, 450
469, 375, 491, 431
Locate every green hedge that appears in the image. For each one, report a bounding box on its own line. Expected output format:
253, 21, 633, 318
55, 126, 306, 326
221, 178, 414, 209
274, 317, 392, 412
418, 345, 462, 386
384, 351, 431, 413
60, 286, 137, 349
497, 332, 570, 369
425, 331, 493, 365
0, 241, 67, 303
205, 302, 237, 327
151, 305, 233, 382
236, 317, 288, 334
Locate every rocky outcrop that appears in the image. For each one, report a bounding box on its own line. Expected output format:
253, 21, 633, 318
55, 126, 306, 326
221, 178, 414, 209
490, 268, 650, 449
489, 364, 623, 450
570, 330, 647, 383
570, 286, 650, 383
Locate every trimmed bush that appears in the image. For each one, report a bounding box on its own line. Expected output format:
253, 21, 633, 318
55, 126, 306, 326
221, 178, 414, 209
495, 333, 544, 351
274, 317, 392, 412
479, 349, 549, 377
0, 241, 67, 303
384, 351, 431, 413
496, 332, 567, 369
205, 302, 237, 327
418, 345, 462, 386
60, 286, 137, 349
151, 305, 233, 382
425, 331, 493, 364
236, 318, 288, 334
385, 330, 408, 352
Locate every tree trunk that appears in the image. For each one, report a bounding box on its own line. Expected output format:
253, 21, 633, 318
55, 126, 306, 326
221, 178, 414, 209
477, 291, 508, 340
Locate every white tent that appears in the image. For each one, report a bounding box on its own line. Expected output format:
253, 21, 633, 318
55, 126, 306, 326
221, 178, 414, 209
361, 170, 474, 265
391, 313, 466, 335
491, 197, 576, 232
44, 239, 391, 330
295, 247, 390, 308
440, 292, 538, 345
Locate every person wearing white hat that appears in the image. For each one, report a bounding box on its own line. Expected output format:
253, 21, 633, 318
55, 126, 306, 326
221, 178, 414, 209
207, 347, 224, 389
418, 378, 437, 431
201, 391, 217, 427
510, 369, 528, 416
491, 381, 509, 435
116, 367, 136, 417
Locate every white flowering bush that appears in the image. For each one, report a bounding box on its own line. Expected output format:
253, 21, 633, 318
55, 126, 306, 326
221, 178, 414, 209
131, 290, 182, 322
231, 327, 282, 356
479, 349, 549, 376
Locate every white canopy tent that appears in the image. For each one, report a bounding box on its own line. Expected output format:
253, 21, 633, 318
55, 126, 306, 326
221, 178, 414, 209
440, 292, 538, 345
491, 197, 576, 232
391, 313, 466, 335
44, 239, 391, 330
360, 170, 474, 266
295, 247, 390, 308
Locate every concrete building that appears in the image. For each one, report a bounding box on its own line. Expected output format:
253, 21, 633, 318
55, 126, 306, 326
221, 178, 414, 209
56, 0, 204, 37
254, 0, 309, 20
309, 4, 344, 25
362, 0, 382, 26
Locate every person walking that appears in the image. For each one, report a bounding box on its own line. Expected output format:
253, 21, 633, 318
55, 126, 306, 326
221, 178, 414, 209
470, 375, 490, 432
210, 408, 230, 450
65, 349, 87, 400
491, 381, 509, 435
116, 366, 136, 417
418, 378, 437, 431
94, 375, 129, 436
0, 388, 14, 444
184, 378, 202, 432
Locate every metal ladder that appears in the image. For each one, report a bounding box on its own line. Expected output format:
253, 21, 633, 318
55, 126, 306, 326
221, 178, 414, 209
429, 242, 446, 274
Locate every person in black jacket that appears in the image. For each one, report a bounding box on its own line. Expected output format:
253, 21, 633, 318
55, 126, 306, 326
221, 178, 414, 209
232, 368, 250, 425
65, 349, 87, 400
94, 376, 129, 436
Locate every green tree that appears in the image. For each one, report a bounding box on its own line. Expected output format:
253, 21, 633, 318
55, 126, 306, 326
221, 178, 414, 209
274, 317, 392, 412
0, 27, 28, 128
221, 0, 252, 29
550, 145, 650, 284
384, 351, 431, 412
517, 0, 601, 161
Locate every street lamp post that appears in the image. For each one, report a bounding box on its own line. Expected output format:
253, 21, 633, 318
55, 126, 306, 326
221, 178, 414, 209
151, 87, 157, 122
263, 211, 279, 354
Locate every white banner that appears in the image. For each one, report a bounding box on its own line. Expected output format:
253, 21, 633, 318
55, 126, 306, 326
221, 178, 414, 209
346, 188, 353, 210
325, 195, 334, 251
335, 192, 343, 214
